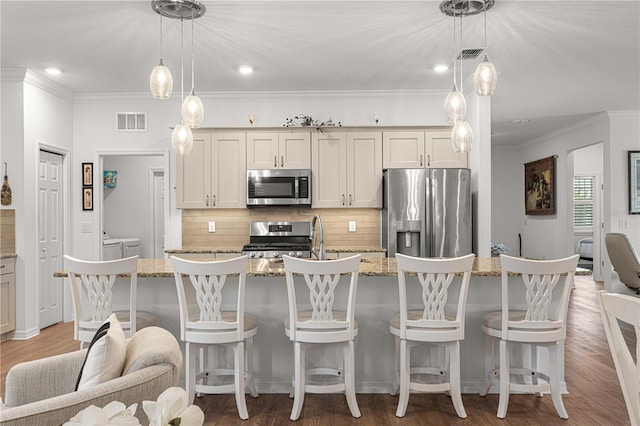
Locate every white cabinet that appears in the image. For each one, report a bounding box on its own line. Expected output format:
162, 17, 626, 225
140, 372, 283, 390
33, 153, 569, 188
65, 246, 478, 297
312, 131, 382, 208
382, 130, 467, 169
0, 258, 15, 335
176, 131, 246, 209
246, 131, 310, 169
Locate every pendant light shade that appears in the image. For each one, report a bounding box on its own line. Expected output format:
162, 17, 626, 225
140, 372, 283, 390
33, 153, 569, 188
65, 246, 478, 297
444, 84, 467, 124
474, 55, 497, 95
171, 123, 194, 155
451, 120, 474, 153
150, 59, 173, 99
181, 90, 204, 128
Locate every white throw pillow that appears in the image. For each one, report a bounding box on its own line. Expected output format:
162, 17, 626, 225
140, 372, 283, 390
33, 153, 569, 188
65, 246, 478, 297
76, 313, 126, 391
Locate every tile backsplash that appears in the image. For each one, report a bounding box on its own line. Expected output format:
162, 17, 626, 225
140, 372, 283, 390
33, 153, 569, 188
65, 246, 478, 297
181, 208, 380, 249
0, 209, 15, 254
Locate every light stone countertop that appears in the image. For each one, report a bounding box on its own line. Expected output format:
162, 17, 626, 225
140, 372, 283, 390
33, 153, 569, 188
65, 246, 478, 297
164, 247, 386, 254
0, 253, 17, 259
54, 257, 589, 278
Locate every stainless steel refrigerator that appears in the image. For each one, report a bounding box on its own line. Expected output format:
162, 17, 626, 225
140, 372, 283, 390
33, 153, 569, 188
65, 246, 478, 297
382, 168, 472, 258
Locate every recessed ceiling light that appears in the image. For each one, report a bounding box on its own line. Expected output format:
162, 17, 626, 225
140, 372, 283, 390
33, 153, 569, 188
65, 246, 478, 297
433, 64, 448, 73
45, 67, 62, 76
238, 66, 253, 75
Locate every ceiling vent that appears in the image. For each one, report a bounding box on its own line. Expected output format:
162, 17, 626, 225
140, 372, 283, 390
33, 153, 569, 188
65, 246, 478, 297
455, 47, 485, 61
116, 113, 147, 131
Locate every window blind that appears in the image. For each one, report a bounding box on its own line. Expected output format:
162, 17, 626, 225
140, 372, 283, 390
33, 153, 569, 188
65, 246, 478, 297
573, 176, 594, 227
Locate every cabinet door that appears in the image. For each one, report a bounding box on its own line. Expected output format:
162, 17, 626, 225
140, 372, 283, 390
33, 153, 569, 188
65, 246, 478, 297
347, 132, 382, 208
312, 132, 347, 208
246, 132, 279, 169
0, 259, 15, 334
382, 131, 425, 168
426, 131, 468, 168
176, 132, 211, 208
212, 132, 247, 208
279, 132, 311, 169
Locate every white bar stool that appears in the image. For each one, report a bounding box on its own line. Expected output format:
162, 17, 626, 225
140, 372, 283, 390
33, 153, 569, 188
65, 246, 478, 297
479, 254, 579, 419
282, 254, 361, 421
171, 255, 258, 420
389, 253, 475, 418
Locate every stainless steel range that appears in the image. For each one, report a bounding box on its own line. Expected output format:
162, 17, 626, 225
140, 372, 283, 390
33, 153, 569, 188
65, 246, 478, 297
242, 221, 312, 259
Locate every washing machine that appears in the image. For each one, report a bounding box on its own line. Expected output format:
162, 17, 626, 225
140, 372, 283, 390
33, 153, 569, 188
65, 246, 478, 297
121, 237, 142, 258
103, 238, 123, 260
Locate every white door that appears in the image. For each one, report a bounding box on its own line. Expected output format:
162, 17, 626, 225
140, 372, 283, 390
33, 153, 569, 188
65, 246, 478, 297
150, 169, 165, 258
38, 150, 63, 328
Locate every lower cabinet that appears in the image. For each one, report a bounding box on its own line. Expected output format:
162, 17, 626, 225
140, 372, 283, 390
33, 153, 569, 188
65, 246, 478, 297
0, 258, 16, 335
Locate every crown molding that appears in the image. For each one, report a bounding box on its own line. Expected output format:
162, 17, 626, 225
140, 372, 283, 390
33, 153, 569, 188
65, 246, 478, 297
74, 89, 449, 104
524, 112, 610, 147
606, 110, 640, 120
1, 68, 27, 82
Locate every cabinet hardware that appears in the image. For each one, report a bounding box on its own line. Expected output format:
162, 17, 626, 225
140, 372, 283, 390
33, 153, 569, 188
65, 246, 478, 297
213, 195, 216, 206
349, 194, 352, 206
341, 194, 345, 206
274, 156, 277, 168
427, 155, 431, 167
281, 156, 284, 168
0, 265, 5, 269
420, 154, 423, 167
206, 195, 209, 207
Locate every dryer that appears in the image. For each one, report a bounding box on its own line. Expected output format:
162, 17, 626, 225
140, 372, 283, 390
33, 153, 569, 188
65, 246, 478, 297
103, 238, 122, 260
121, 237, 142, 257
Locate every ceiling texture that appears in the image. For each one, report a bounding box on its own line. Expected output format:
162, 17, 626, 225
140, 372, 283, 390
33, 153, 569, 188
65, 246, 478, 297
2, 0, 639, 145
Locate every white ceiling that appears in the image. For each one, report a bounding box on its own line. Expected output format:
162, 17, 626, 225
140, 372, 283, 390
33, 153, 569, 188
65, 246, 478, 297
2, 1, 639, 145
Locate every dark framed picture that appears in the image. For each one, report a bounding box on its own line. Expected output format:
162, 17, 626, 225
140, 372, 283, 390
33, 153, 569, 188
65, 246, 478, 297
82, 162, 93, 186
524, 155, 555, 215
630, 151, 640, 214
83, 187, 93, 211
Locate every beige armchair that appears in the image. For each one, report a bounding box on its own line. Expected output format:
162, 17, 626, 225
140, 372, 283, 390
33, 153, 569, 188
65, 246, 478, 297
0, 326, 182, 426
605, 232, 640, 291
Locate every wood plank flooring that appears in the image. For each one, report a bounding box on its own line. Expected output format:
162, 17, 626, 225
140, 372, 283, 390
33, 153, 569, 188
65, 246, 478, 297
0, 276, 633, 425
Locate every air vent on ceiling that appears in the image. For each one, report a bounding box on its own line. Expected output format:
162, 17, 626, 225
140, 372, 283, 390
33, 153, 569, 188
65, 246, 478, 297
455, 48, 485, 61
116, 113, 147, 131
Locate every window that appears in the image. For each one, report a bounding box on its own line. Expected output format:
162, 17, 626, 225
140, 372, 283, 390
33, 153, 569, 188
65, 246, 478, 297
573, 176, 594, 228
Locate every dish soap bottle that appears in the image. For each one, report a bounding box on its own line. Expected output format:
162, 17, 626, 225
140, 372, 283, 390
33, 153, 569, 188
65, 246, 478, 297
1, 162, 11, 206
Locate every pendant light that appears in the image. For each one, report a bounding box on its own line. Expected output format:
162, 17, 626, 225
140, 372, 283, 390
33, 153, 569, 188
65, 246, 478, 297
149, 11, 173, 99
451, 11, 473, 153
181, 10, 204, 128
444, 8, 466, 124
171, 17, 193, 155
474, 1, 498, 96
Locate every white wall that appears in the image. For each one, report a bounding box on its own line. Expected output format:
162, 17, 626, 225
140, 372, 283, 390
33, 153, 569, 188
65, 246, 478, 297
491, 145, 523, 256
103, 155, 164, 258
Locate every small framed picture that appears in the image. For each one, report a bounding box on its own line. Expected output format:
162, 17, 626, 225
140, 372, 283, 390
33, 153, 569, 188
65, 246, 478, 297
630, 151, 640, 214
83, 187, 93, 211
82, 162, 93, 186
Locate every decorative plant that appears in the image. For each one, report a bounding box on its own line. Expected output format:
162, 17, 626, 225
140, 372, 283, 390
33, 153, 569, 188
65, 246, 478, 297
283, 114, 341, 132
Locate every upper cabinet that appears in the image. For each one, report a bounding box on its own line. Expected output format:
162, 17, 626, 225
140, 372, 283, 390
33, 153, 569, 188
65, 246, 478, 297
176, 131, 246, 209
382, 130, 467, 169
312, 131, 382, 208
246, 131, 311, 169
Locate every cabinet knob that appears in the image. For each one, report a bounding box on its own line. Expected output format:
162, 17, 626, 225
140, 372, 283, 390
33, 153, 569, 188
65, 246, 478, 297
349, 194, 352, 206
213, 195, 216, 206
341, 194, 345, 206
427, 154, 431, 167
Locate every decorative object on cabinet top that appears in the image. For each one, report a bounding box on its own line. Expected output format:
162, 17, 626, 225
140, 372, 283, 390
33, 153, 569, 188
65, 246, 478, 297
283, 115, 341, 132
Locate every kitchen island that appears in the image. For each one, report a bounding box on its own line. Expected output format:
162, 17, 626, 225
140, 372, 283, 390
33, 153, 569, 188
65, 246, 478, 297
55, 257, 589, 393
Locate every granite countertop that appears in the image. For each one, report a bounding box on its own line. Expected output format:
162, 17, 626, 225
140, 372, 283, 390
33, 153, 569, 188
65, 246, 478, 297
0, 253, 17, 259
54, 257, 591, 279
165, 247, 386, 254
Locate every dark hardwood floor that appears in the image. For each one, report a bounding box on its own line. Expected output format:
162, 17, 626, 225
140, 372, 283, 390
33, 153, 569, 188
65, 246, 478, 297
1, 276, 633, 425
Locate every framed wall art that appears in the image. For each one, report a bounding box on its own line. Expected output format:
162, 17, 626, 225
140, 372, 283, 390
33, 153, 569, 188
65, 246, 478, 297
82, 162, 93, 186
630, 151, 640, 214
524, 155, 555, 215
83, 187, 93, 211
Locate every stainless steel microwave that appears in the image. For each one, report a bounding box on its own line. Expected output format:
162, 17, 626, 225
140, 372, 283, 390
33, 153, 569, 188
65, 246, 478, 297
247, 169, 311, 207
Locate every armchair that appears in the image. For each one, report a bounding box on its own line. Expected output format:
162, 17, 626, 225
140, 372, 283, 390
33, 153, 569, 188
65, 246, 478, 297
0, 326, 182, 426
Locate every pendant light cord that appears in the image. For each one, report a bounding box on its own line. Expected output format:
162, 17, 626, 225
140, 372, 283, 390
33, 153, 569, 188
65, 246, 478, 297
459, 12, 463, 93
180, 17, 184, 104
159, 13, 164, 60
452, 9, 457, 89
483, 0, 487, 49
190, 10, 195, 93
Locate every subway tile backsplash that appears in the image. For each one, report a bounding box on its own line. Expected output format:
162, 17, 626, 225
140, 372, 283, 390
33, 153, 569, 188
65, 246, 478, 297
182, 208, 380, 249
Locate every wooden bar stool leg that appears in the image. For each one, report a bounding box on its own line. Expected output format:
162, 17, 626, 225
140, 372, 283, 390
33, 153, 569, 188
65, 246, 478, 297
234, 341, 249, 420
549, 342, 568, 419
497, 340, 510, 418
343, 340, 361, 418
246, 336, 259, 398
479, 334, 493, 396
290, 342, 306, 421
395, 339, 411, 417
449, 341, 467, 418
390, 336, 400, 396
186, 342, 197, 405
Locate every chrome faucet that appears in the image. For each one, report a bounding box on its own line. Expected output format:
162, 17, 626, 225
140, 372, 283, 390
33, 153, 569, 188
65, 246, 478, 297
311, 215, 326, 260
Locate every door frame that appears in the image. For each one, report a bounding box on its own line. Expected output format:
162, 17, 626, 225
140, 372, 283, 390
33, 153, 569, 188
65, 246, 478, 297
94, 150, 171, 261
37, 141, 71, 323
148, 167, 165, 259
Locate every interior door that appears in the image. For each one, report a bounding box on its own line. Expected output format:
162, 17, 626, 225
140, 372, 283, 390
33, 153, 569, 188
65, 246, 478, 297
151, 169, 165, 258
38, 150, 63, 328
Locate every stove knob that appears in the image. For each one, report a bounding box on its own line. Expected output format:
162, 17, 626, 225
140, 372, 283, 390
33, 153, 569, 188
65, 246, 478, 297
248, 252, 255, 258
296, 251, 303, 257
288, 251, 295, 257
274, 253, 281, 258
257, 252, 264, 258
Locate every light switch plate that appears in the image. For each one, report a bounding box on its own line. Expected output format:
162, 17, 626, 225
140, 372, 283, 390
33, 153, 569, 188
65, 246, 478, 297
208, 221, 216, 233
348, 221, 356, 232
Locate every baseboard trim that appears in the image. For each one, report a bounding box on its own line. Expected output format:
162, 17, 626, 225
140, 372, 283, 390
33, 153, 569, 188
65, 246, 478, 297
10, 327, 40, 340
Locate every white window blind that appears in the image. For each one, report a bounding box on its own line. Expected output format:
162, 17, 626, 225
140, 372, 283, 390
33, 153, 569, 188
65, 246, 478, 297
573, 176, 594, 227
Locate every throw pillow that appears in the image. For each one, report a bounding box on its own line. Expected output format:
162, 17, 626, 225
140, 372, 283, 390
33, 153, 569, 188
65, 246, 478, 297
75, 313, 126, 391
